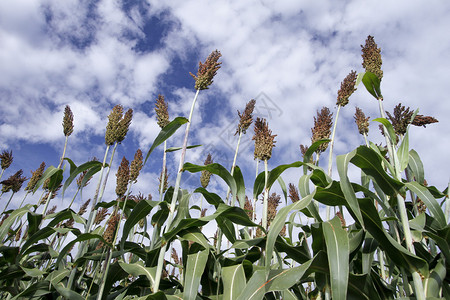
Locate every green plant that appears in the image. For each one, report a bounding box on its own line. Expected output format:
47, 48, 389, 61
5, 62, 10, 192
0, 36, 448, 300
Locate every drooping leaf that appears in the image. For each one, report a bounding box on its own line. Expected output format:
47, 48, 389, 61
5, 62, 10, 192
144, 117, 189, 165
62, 160, 103, 197
253, 161, 304, 199
405, 181, 446, 229
336, 150, 364, 227
120, 199, 158, 250
408, 149, 425, 184
184, 162, 237, 201
361, 71, 382, 99
118, 261, 157, 286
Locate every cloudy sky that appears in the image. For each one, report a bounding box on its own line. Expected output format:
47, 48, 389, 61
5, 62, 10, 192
1, 0, 449, 215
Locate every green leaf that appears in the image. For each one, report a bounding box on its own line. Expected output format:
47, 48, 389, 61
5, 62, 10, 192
236, 269, 266, 300
373, 118, 397, 149
397, 130, 409, 172
233, 166, 246, 208
194, 187, 223, 208
405, 182, 446, 228
359, 197, 428, 274
52, 282, 85, 300
118, 261, 157, 286
336, 150, 364, 227
21, 226, 55, 253
426, 260, 446, 298
265, 192, 314, 270
361, 71, 382, 99
56, 233, 108, 266
165, 144, 202, 152
20, 266, 45, 277
0, 205, 33, 240
33, 166, 61, 193
144, 117, 189, 165
62, 160, 103, 197
26, 211, 42, 237
120, 199, 158, 250
350, 146, 403, 196
183, 249, 209, 300
254, 161, 304, 199
184, 162, 237, 201
179, 228, 211, 249
323, 216, 349, 300
222, 264, 246, 300
46, 269, 70, 285
408, 149, 425, 184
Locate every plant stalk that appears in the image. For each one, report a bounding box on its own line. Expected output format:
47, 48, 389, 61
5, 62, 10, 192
153, 89, 200, 292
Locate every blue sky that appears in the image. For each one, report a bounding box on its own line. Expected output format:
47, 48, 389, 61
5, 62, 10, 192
1, 0, 450, 213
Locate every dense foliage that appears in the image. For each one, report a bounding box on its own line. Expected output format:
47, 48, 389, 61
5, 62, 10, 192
0, 37, 448, 300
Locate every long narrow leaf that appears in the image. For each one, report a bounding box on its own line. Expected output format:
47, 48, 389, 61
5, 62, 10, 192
183, 249, 209, 300
144, 117, 189, 165
323, 216, 349, 300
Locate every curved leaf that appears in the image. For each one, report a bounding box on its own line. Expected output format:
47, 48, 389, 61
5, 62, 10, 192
405, 181, 446, 228
253, 161, 304, 199
361, 71, 382, 99
144, 117, 189, 165
62, 160, 103, 196
265, 192, 314, 269
336, 150, 364, 227
408, 149, 425, 184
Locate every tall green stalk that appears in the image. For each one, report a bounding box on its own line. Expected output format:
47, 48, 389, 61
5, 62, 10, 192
261, 159, 269, 230
153, 89, 200, 292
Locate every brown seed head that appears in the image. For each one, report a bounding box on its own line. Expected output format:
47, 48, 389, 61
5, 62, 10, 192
129, 149, 143, 183
0, 150, 13, 170
311, 107, 333, 153
288, 183, 300, 203
411, 114, 439, 128
105, 105, 123, 146
337, 71, 357, 107
171, 248, 180, 265
78, 199, 91, 215
158, 168, 169, 194
155, 94, 170, 128
98, 213, 120, 249
0, 214, 9, 227
336, 211, 346, 229
94, 207, 108, 225
361, 35, 383, 80
280, 225, 286, 237
25, 162, 46, 191
116, 157, 130, 197
252, 118, 277, 161
77, 158, 97, 188
190, 50, 222, 90
236, 99, 256, 135
115, 109, 133, 143
266, 192, 281, 226
46, 205, 57, 215
63, 105, 74, 136
386, 103, 413, 136
244, 196, 253, 219
200, 153, 213, 188
354, 107, 370, 136
1, 170, 27, 193
15, 227, 21, 242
